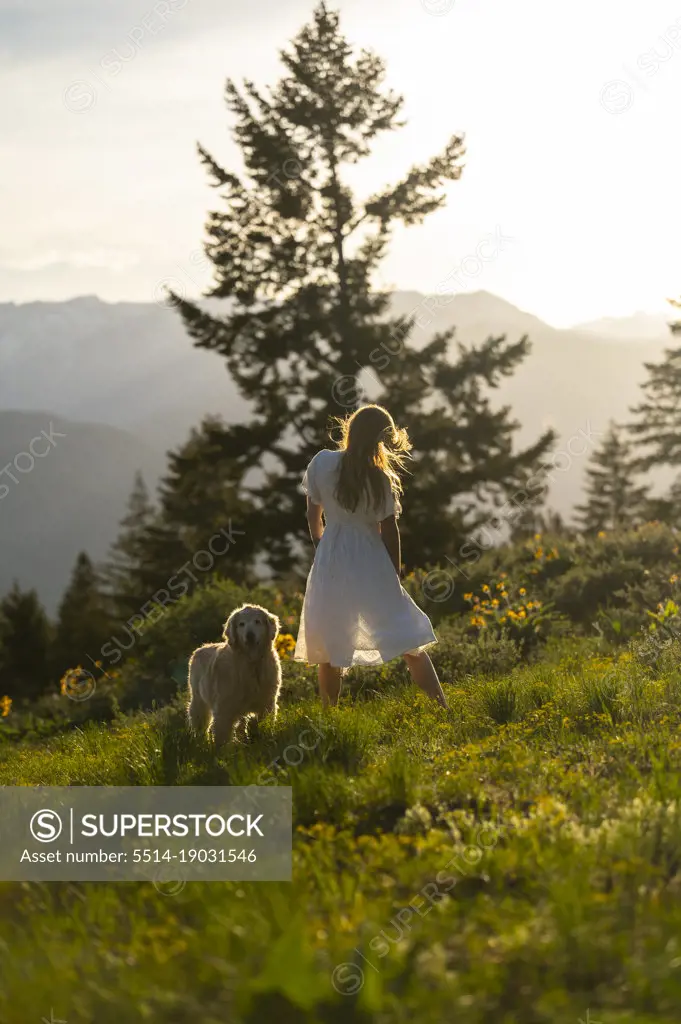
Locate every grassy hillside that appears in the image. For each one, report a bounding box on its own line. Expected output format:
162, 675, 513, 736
2, 616, 681, 1019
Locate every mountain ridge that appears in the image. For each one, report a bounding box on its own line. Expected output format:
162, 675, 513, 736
0, 290, 673, 610
0, 410, 165, 613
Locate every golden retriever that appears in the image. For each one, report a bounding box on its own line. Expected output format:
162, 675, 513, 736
187, 604, 282, 746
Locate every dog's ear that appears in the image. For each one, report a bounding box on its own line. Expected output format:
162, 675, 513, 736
223, 609, 239, 647
267, 611, 280, 643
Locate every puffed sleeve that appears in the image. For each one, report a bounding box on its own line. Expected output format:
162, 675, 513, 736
301, 453, 323, 504
377, 479, 402, 520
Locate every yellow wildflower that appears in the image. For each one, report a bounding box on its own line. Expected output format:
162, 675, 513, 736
0, 695, 11, 717
275, 633, 297, 658
463, 592, 473, 601
519, 587, 526, 596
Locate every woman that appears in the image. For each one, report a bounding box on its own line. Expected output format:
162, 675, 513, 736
294, 404, 448, 709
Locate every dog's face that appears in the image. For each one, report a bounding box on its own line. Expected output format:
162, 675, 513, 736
224, 604, 279, 655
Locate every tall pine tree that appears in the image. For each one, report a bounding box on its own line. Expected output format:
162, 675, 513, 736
108, 435, 259, 610
574, 423, 649, 533
0, 583, 52, 701
162, 2, 553, 574
104, 472, 158, 619
630, 292, 681, 467
52, 552, 112, 678
510, 506, 571, 542
643, 475, 681, 528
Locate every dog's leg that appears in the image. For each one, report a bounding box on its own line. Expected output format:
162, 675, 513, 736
188, 691, 212, 736
235, 715, 251, 742
212, 700, 240, 749
242, 713, 260, 743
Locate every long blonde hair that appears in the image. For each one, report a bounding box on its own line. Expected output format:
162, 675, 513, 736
332, 404, 412, 513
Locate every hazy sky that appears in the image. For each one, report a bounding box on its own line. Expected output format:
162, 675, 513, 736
2, 0, 680, 325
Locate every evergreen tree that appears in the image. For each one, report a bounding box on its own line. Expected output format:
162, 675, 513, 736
0, 583, 52, 701
643, 475, 681, 528
104, 472, 158, 618
510, 505, 571, 543
630, 293, 681, 467
574, 423, 649, 533
123, 420, 259, 603
164, 2, 553, 574
52, 552, 112, 678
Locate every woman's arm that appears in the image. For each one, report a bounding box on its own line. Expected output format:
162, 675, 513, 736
306, 497, 324, 548
379, 514, 401, 576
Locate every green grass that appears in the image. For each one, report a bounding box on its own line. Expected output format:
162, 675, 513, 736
2, 644, 681, 1022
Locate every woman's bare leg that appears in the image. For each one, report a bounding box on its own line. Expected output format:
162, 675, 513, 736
318, 663, 342, 707
403, 651, 448, 709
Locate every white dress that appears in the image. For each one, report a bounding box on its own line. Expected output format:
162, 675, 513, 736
294, 449, 437, 668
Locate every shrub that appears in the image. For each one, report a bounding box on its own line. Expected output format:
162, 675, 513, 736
461, 578, 555, 657
433, 620, 522, 681
547, 559, 647, 626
